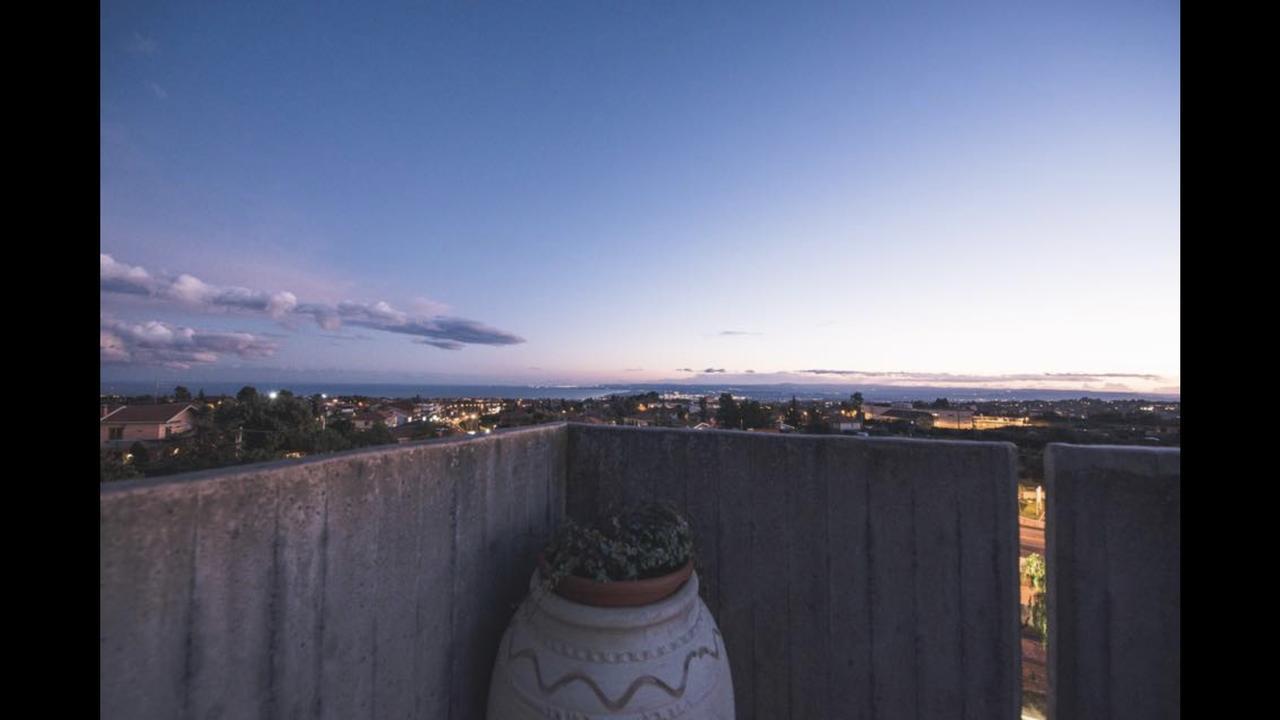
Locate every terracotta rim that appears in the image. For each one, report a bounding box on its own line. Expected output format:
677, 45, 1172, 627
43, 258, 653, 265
537, 554, 694, 608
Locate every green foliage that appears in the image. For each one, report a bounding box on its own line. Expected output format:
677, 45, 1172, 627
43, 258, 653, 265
1022, 552, 1048, 644
107, 387, 397, 481
542, 503, 694, 584
738, 399, 772, 429
128, 441, 151, 467
715, 393, 738, 428
99, 450, 141, 482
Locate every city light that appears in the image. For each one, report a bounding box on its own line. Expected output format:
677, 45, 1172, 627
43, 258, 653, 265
268, 391, 279, 400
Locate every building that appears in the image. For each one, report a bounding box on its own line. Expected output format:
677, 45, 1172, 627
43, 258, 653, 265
377, 407, 411, 427
100, 403, 197, 446
864, 403, 975, 429
351, 411, 383, 431
924, 408, 975, 429
973, 415, 1032, 430
873, 408, 937, 428
833, 420, 864, 433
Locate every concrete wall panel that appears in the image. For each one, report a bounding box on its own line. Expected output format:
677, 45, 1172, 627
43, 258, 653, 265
100, 424, 567, 720
1047, 444, 1180, 720
565, 425, 1021, 720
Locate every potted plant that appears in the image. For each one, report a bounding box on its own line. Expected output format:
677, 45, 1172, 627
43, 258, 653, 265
487, 502, 734, 719
537, 502, 695, 607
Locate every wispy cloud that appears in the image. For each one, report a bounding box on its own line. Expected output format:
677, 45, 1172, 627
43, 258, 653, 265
125, 32, 157, 55
795, 369, 1163, 384
417, 339, 465, 350
100, 253, 525, 361
148, 82, 168, 100
101, 317, 277, 369
718, 330, 761, 336
703, 368, 727, 373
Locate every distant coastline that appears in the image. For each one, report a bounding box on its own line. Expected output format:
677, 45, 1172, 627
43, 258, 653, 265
99, 381, 1178, 403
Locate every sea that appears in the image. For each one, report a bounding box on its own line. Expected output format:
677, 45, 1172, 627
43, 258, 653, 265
98, 381, 1178, 403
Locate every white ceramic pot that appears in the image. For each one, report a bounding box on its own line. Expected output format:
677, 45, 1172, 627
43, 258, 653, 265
487, 570, 734, 720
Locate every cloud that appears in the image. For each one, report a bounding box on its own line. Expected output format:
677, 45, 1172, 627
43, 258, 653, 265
703, 368, 727, 373
101, 252, 524, 353
343, 309, 524, 346
101, 255, 298, 318
295, 303, 342, 330
148, 82, 168, 100
718, 330, 761, 336
125, 32, 157, 55
744, 369, 756, 374
416, 339, 465, 350
100, 254, 155, 295
675, 368, 695, 373
795, 369, 1163, 385
100, 318, 278, 369
412, 297, 451, 316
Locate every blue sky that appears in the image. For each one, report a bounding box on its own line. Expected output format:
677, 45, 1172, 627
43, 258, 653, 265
101, 1, 1179, 393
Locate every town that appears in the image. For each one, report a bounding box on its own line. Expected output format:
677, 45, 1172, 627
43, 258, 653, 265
100, 386, 1180, 486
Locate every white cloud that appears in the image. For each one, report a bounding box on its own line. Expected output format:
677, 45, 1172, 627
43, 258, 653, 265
100, 317, 278, 369
100, 252, 526, 362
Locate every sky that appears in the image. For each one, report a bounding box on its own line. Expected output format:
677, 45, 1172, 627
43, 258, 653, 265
101, 0, 1180, 395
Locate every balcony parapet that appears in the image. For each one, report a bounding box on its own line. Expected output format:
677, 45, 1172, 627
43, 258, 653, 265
102, 424, 1179, 720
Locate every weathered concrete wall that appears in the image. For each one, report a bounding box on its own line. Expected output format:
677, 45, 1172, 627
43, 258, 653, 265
565, 424, 1022, 720
1046, 444, 1180, 720
100, 424, 567, 720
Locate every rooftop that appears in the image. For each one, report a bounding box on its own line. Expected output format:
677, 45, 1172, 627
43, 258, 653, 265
100, 402, 195, 424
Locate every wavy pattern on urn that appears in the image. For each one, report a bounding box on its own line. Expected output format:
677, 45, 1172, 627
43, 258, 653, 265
507, 627, 725, 712
538, 610, 704, 663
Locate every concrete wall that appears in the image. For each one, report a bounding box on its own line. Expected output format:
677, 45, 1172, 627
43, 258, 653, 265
1046, 444, 1180, 720
565, 424, 1022, 720
100, 423, 567, 720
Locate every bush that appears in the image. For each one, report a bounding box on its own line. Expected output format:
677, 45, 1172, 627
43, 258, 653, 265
1021, 552, 1048, 644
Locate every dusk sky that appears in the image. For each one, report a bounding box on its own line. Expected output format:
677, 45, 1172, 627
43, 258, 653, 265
101, 1, 1179, 394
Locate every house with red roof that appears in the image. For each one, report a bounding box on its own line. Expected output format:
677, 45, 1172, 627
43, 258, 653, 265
100, 403, 197, 447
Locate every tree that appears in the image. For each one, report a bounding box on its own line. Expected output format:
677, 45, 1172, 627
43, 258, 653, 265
174, 386, 192, 401
237, 386, 259, 403
931, 397, 950, 409
805, 409, 831, 434
738, 400, 773, 430
849, 392, 865, 421
100, 450, 142, 482
784, 396, 804, 427
716, 393, 739, 429
697, 397, 709, 423
128, 441, 151, 469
